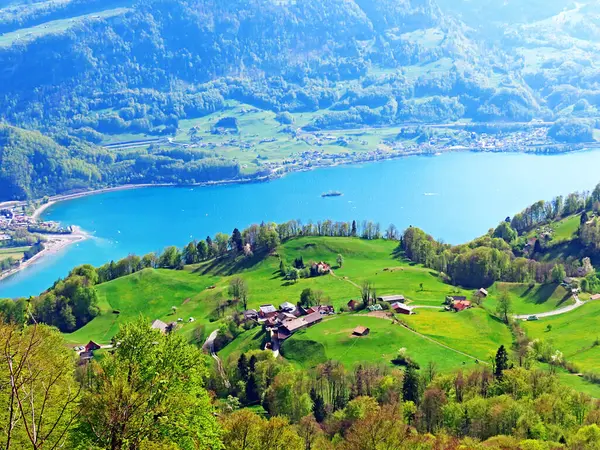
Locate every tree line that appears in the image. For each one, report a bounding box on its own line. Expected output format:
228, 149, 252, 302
2, 315, 600, 449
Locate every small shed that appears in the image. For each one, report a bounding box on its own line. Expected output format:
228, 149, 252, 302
477, 288, 488, 298
347, 299, 359, 310
391, 302, 413, 315
352, 326, 370, 336
452, 300, 472, 312
85, 341, 101, 353
591, 294, 600, 301
151, 319, 169, 334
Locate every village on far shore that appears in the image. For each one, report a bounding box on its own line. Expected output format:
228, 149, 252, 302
0, 200, 81, 280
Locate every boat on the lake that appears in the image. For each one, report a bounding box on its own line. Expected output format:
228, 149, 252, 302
321, 191, 343, 198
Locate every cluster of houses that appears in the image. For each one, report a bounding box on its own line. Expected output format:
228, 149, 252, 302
243, 301, 335, 341
347, 294, 415, 315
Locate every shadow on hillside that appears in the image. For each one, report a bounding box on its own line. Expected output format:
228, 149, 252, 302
191, 249, 270, 276
523, 283, 558, 305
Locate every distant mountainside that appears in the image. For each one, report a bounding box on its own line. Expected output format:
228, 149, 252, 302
0, 0, 599, 200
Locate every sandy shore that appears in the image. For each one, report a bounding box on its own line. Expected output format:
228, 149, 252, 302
0, 226, 89, 285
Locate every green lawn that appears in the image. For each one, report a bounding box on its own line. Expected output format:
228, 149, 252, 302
404, 307, 512, 362
483, 282, 574, 315
281, 315, 483, 372
66, 237, 467, 345
0, 246, 29, 262
219, 327, 266, 363
64, 268, 221, 344
522, 300, 600, 372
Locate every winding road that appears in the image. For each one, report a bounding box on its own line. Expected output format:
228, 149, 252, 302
513, 294, 585, 320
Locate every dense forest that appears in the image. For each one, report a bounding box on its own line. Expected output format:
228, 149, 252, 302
1, 0, 599, 135
0, 0, 599, 200
0, 124, 240, 200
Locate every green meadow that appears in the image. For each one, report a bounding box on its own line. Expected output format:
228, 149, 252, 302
483, 282, 574, 315
281, 315, 483, 372
0, 246, 30, 262
522, 300, 600, 373
404, 307, 512, 362
64, 236, 470, 345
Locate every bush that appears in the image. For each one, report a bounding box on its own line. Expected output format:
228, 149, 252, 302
391, 348, 420, 369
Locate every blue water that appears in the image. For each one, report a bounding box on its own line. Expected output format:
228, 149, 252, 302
3, 150, 600, 298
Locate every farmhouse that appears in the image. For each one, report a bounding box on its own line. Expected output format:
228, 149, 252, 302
277, 311, 323, 340
306, 305, 335, 315
378, 295, 405, 303
259, 304, 278, 319
352, 326, 370, 336
391, 302, 413, 315
450, 296, 467, 302
452, 300, 472, 312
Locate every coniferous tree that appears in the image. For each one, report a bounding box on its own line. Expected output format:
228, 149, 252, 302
495, 345, 509, 379
402, 366, 420, 405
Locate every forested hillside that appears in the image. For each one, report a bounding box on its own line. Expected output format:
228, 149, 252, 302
0, 125, 240, 200
1, 0, 600, 200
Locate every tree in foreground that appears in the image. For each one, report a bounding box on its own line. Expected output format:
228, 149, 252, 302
74, 318, 222, 449
0, 322, 81, 450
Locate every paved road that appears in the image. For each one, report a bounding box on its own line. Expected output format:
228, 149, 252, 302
203, 330, 230, 388
514, 294, 585, 320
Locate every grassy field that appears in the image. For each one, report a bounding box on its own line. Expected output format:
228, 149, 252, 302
0, 246, 29, 262
522, 300, 600, 372
404, 307, 512, 362
281, 314, 484, 372
218, 327, 267, 363
65, 237, 471, 344
483, 282, 574, 315
64, 268, 221, 344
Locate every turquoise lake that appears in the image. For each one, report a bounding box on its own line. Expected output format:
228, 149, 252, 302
3, 150, 600, 298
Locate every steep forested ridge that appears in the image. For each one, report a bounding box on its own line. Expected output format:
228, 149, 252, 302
0, 0, 599, 200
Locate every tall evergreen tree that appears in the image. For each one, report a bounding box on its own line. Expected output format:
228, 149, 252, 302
351, 220, 357, 237
237, 354, 249, 381
495, 345, 509, 379
231, 228, 244, 252
402, 366, 420, 405
310, 388, 326, 423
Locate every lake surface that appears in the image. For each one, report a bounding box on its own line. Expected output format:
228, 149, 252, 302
3, 150, 600, 298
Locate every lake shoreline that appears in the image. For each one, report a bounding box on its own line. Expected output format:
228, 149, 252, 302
0, 226, 89, 287
1, 145, 599, 296
25, 144, 600, 220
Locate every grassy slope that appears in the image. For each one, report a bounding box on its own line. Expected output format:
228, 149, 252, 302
281, 315, 483, 372
404, 307, 512, 362
522, 300, 600, 372
484, 282, 574, 315
65, 237, 469, 344
0, 7, 130, 47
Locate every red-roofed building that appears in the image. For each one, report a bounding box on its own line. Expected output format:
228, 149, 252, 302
452, 300, 472, 312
